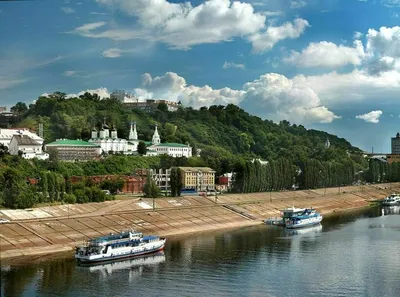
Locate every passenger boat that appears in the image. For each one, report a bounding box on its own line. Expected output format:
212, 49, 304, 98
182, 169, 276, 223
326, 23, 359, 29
381, 193, 400, 206
285, 209, 323, 229
264, 206, 307, 226
75, 230, 166, 264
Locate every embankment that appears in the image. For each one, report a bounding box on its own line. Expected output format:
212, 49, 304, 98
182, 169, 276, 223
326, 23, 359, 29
1, 182, 399, 260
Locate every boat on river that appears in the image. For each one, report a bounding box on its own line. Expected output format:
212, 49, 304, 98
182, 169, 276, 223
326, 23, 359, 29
75, 230, 166, 264
381, 193, 400, 206
264, 206, 308, 226
285, 209, 323, 229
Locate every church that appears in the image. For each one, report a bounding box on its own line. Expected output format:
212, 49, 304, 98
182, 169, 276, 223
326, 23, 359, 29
145, 124, 192, 158
89, 121, 192, 158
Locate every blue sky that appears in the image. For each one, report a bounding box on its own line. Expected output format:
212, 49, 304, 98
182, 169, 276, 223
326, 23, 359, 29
0, 0, 399, 152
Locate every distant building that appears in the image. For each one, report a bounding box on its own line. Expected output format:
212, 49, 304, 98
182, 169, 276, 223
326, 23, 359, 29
46, 139, 101, 161
9, 134, 48, 160
135, 168, 171, 192
392, 132, 400, 154
124, 99, 181, 112
146, 124, 192, 158
216, 173, 233, 192
387, 154, 400, 164
179, 167, 216, 192
0, 128, 43, 148
89, 123, 131, 155
0, 107, 6, 112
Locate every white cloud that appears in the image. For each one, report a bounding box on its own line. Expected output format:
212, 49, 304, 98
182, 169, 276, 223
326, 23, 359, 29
290, 1, 307, 9
354, 31, 363, 39
64, 70, 78, 77
74, 0, 308, 51
61, 7, 75, 14
102, 48, 124, 58
90, 12, 108, 15
285, 40, 366, 68
381, 0, 400, 7
133, 72, 339, 124
222, 61, 245, 70
64, 88, 111, 99
240, 73, 340, 124
249, 18, 309, 53
366, 26, 400, 58
356, 110, 383, 123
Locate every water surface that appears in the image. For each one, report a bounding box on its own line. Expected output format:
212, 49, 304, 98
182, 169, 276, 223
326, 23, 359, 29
1, 206, 400, 297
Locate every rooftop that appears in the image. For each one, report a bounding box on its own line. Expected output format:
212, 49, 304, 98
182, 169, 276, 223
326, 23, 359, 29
46, 139, 100, 147
178, 167, 215, 173
155, 143, 190, 148
12, 135, 41, 146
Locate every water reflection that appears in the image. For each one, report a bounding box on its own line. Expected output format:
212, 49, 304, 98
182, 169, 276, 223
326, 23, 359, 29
381, 205, 400, 215
284, 224, 323, 236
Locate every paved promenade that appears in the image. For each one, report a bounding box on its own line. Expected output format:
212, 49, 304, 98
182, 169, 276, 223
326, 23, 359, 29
1, 183, 399, 260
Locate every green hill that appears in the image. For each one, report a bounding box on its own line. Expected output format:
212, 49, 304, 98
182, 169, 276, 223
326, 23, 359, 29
11, 92, 364, 171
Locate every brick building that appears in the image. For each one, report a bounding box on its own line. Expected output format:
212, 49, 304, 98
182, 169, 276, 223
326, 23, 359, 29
69, 175, 145, 194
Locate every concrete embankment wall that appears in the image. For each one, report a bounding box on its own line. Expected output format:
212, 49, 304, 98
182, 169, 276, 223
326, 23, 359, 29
1, 183, 399, 260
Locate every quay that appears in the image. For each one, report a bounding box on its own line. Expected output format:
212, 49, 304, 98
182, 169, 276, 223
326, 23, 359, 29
1, 183, 399, 260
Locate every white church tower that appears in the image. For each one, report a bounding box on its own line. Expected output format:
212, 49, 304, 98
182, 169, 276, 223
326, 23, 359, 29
152, 124, 161, 145
129, 122, 138, 141
325, 137, 330, 149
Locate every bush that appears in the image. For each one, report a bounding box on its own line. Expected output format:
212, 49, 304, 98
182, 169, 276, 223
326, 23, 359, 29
63, 193, 77, 204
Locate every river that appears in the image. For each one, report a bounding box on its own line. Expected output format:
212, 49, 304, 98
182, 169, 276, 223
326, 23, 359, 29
1, 206, 400, 297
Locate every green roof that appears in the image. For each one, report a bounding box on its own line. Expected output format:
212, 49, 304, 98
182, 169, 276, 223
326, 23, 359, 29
46, 139, 100, 147
155, 143, 189, 148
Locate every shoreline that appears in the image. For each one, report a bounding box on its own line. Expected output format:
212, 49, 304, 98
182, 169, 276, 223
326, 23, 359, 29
1, 182, 399, 261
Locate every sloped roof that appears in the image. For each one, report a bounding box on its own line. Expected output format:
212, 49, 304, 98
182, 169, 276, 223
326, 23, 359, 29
178, 167, 215, 173
13, 135, 41, 146
46, 139, 100, 147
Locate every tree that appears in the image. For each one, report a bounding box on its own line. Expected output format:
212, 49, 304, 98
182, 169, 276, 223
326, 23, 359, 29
170, 167, 183, 197
10, 102, 28, 114
143, 172, 161, 198
0, 144, 9, 158
157, 103, 168, 112
137, 141, 147, 155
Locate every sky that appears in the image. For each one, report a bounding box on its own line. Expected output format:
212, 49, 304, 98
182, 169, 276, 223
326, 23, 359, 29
0, 0, 399, 152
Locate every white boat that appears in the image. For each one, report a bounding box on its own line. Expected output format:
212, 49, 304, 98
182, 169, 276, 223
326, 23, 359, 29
75, 230, 166, 264
285, 209, 323, 229
381, 193, 400, 206
264, 206, 306, 226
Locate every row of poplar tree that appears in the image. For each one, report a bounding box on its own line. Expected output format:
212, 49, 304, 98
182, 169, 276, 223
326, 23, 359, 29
366, 159, 400, 183
232, 159, 358, 192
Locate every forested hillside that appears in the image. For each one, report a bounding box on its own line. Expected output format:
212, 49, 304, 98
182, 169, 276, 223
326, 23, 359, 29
10, 92, 366, 170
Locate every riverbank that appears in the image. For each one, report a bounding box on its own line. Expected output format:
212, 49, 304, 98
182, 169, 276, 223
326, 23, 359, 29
1, 183, 399, 260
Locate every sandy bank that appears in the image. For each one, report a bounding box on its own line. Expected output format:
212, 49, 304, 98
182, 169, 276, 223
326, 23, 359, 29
1, 183, 399, 260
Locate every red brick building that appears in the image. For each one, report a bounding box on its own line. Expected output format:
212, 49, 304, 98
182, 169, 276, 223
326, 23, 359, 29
69, 175, 145, 194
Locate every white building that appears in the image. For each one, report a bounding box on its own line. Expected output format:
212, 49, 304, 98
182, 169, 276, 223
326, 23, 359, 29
0, 128, 44, 148
146, 124, 192, 158
89, 124, 130, 154
9, 134, 48, 160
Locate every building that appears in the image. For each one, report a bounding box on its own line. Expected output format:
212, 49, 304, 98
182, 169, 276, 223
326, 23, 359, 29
0, 107, 6, 112
9, 134, 48, 160
135, 168, 171, 192
146, 124, 192, 158
387, 154, 400, 164
179, 167, 215, 192
89, 123, 130, 154
392, 132, 400, 154
46, 139, 101, 161
69, 175, 145, 194
216, 173, 233, 192
124, 99, 181, 112
0, 128, 43, 148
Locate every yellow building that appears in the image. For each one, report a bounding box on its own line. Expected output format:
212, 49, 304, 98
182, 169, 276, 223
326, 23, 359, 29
178, 167, 216, 192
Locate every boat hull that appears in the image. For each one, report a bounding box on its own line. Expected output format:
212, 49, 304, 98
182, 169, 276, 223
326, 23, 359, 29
286, 216, 323, 229
382, 201, 399, 206
76, 244, 165, 265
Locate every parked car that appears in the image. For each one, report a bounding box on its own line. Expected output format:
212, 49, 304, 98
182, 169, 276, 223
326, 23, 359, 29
0, 218, 10, 224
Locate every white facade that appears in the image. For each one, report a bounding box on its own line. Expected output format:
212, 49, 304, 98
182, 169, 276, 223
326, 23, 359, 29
89, 125, 130, 154
9, 134, 48, 160
146, 124, 192, 158
0, 128, 44, 148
